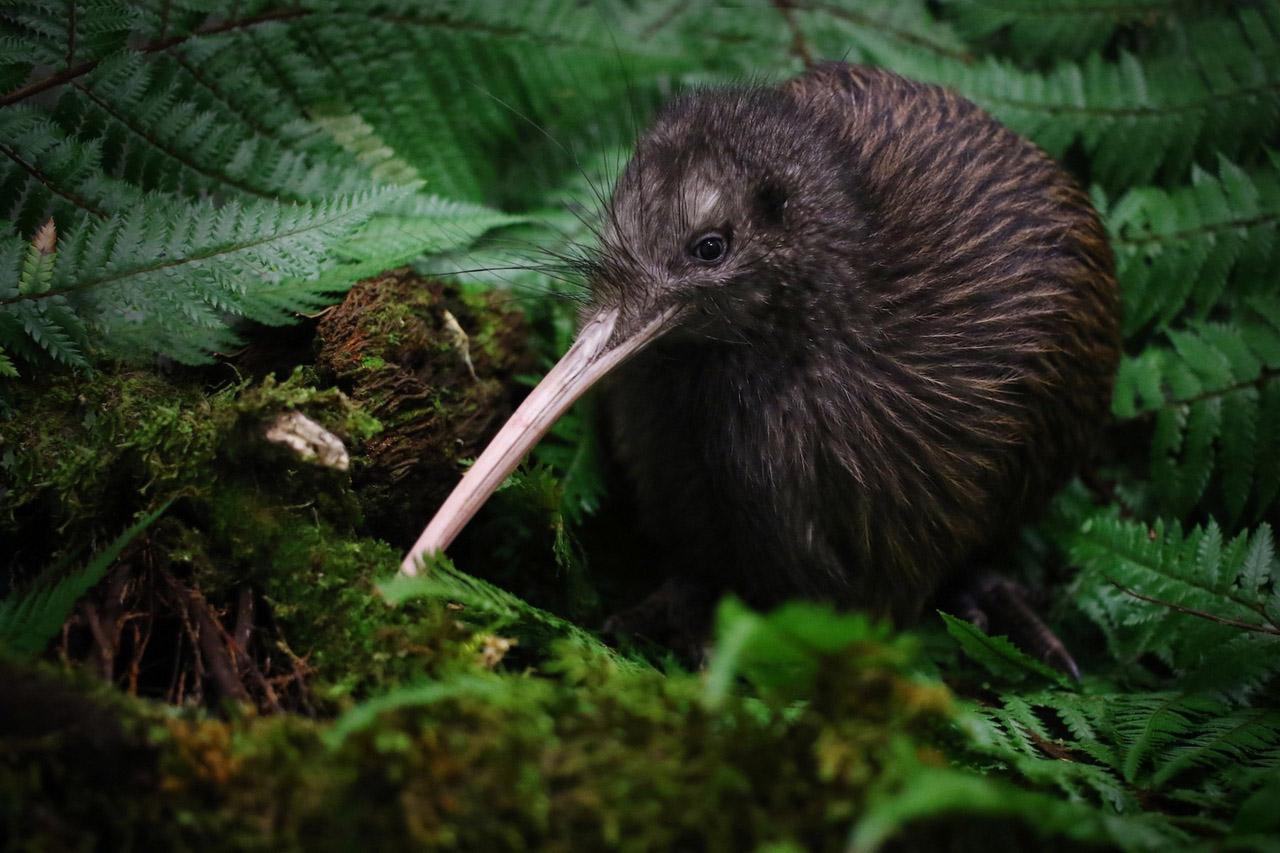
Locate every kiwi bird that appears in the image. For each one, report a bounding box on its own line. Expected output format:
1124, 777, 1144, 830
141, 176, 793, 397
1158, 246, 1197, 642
401, 64, 1121, 649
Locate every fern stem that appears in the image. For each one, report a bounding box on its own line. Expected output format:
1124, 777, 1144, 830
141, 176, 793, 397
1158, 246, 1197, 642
0, 198, 380, 307
69, 79, 291, 203
1117, 212, 1280, 247
0, 139, 108, 218
0, 8, 309, 108
793, 1, 975, 61
1108, 579, 1279, 634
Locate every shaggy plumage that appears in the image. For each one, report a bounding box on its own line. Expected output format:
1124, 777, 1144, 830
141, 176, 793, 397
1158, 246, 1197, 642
594, 64, 1120, 626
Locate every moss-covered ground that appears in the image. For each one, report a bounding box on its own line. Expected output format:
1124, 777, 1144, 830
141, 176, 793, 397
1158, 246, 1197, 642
0, 270, 1255, 851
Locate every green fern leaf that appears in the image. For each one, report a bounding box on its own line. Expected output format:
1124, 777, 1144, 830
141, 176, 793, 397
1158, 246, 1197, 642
939, 611, 1070, 685
830, 6, 1280, 190
1113, 300, 1280, 521
1105, 155, 1280, 336
377, 555, 641, 671
938, 0, 1194, 65
0, 501, 168, 658
0, 344, 16, 377
1113, 691, 1225, 783
1069, 514, 1280, 678
1, 187, 412, 364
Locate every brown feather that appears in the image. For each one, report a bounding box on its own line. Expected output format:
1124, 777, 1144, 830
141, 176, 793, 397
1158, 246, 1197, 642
595, 64, 1120, 625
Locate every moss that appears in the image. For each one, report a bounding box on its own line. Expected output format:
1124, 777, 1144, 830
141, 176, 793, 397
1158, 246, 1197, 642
0, 277, 1057, 850
3, 631, 974, 852
314, 268, 533, 546
185, 486, 486, 705
0, 367, 378, 576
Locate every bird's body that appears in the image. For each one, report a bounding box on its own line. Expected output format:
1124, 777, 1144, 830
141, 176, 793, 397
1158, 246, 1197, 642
404, 63, 1120, 643
596, 64, 1119, 625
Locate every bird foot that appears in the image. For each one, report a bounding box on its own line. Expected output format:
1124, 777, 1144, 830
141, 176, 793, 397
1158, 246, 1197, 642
944, 574, 1081, 680
601, 578, 717, 665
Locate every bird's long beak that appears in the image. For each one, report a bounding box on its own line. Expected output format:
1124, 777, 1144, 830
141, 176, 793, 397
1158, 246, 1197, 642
400, 305, 681, 575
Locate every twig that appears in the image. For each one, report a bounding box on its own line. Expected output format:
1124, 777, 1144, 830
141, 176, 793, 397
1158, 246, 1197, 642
81, 601, 115, 681
233, 586, 254, 655
185, 586, 253, 704
771, 0, 814, 67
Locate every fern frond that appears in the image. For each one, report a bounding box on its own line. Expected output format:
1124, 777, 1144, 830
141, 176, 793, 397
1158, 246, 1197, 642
0, 187, 410, 365
1111, 691, 1226, 782
378, 555, 644, 671
0, 1, 137, 73
1068, 513, 1280, 678
939, 611, 1070, 685
938, 0, 1201, 65
828, 3, 1280, 190
1112, 299, 1280, 521
1105, 154, 1280, 336
1, 0, 702, 373
967, 685, 1279, 836
965, 692, 1137, 809
0, 501, 168, 658
1152, 708, 1280, 786
0, 344, 16, 377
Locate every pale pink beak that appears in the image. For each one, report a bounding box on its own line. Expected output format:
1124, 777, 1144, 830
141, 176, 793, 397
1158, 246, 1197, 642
400, 305, 682, 575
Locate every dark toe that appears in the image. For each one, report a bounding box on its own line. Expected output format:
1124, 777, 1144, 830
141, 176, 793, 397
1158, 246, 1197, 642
944, 573, 1080, 681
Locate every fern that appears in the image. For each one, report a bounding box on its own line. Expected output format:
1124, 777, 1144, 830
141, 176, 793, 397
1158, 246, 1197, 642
1, 187, 410, 366
963, 688, 1272, 832
938, 611, 1070, 686
0, 501, 168, 657
378, 553, 645, 672
1104, 153, 1280, 337
940, 508, 1280, 833
1153, 708, 1280, 786
1068, 513, 1280, 680
0, 0, 685, 373
1112, 297, 1280, 522
4, 1, 1280, 848
806, 2, 1280, 191
939, 0, 1203, 65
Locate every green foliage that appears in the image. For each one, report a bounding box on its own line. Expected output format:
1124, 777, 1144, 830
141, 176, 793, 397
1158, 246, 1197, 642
0, 0, 680, 372
0, 502, 168, 657
1069, 513, 1280, 685
1105, 154, 1280, 337
1112, 297, 1280, 522
704, 597, 910, 705
4, 0, 1280, 849
936, 512, 1280, 842
938, 611, 1070, 686
940, 0, 1189, 64
379, 552, 636, 670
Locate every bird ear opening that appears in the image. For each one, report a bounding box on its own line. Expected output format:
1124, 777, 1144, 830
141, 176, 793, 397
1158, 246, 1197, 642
756, 182, 788, 228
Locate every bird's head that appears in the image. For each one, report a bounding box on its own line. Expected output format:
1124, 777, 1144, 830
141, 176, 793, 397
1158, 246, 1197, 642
399, 84, 865, 570
588, 86, 864, 348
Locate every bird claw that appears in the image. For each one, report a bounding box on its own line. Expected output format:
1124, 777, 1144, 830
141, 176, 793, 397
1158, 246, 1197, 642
601, 578, 717, 665
945, 574, 1081, 681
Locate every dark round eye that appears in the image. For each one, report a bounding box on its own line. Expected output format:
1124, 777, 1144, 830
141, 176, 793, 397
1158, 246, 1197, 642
690, 233, 727, 264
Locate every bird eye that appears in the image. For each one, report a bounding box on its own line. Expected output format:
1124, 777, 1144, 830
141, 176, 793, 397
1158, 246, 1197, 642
690, 233, 728, 263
